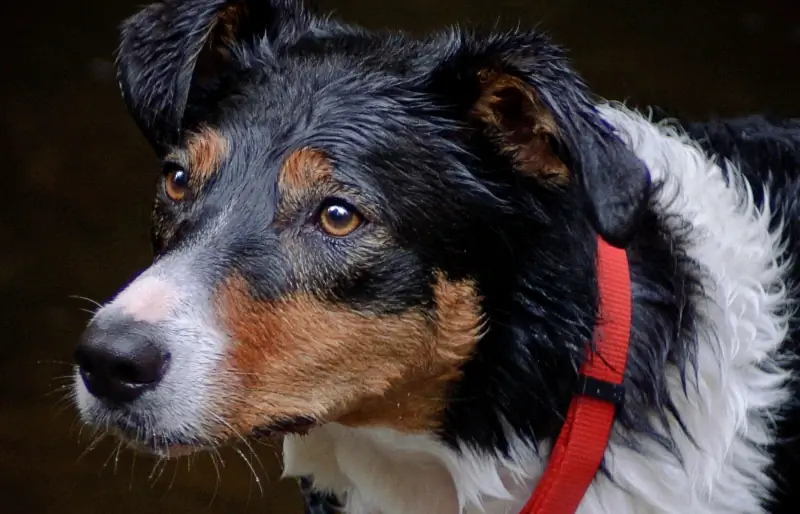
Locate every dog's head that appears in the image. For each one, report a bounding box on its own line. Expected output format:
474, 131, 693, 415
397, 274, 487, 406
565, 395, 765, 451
73, 0, 650, 455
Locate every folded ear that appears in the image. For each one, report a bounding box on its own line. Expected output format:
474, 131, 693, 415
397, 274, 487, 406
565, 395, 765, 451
424, 32, 651, 247
116, 0, 324, 154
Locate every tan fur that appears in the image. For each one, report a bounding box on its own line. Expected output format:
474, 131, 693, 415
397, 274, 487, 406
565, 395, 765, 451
213, 272, 484, 435
193, 3, 247, 78
213, 2, 245, 47
278, 147, 332, 191
472, 70, 569, 184
185, 126, 229, 188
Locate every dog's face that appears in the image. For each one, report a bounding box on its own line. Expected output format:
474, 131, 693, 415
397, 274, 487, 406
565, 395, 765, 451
73, 0, 649, 456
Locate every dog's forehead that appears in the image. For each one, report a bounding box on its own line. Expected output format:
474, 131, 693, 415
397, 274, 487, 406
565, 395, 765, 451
203, 61, 426, 179
227, 62, 413, 133
177, 41, 465, 232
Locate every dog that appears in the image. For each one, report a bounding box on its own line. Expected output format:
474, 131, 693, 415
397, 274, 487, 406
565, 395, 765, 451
71, 0, 800, 513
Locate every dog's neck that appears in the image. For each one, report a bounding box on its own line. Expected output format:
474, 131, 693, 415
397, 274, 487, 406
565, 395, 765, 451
282, 105, 791, 514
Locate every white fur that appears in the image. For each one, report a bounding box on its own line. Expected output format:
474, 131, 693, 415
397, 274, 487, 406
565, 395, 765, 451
74, 249, 229, 442
282, 105, 794, 514
111, 274, 179, 323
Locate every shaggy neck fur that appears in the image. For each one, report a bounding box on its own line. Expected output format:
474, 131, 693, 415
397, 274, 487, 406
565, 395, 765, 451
282, 104, 793, 514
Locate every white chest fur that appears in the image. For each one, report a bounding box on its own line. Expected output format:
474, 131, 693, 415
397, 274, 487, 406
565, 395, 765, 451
284, 424, 545, 514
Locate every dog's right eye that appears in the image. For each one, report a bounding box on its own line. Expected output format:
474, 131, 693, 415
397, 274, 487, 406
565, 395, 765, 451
318, 199, 364, 237
162, 164, 190, 202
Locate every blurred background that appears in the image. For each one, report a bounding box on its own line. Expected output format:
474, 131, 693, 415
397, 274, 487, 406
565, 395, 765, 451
1, 0, 798, 512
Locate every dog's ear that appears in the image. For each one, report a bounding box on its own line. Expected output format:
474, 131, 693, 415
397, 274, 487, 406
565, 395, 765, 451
116, 0, 323, 154
424, 32, 651, 247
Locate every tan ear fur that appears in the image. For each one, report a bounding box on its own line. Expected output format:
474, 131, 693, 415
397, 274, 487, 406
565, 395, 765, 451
470, 70, 569, 185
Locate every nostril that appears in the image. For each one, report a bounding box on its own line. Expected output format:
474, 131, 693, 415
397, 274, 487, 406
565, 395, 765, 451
114, 361, 146, 385
115, 350, 171, 385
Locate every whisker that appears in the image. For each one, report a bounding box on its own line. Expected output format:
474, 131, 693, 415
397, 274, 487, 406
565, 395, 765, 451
100, 440, 122, 474
207, 451, 222, 507
150, 426, 171, 487
232, 446, 264, 497
68, 295, 103, 309
44, 384, 75, 398
77, 423, 88, 442
129, 445, 138, 491
78, 432, 106, 462
148, 457, 167, 484
36, 359, 76, 368
49, 373, 77, 383
65, 418, 85, 442
158, 459, 181, 500
251, 437, 283, 467
51, 389, 78, 413
209, 446, 226, 469
246, 472, 254, 509
209, 412, 268, 481
220, 369, 270, 378
152, 457, 169, 486
113, 441, 124, 475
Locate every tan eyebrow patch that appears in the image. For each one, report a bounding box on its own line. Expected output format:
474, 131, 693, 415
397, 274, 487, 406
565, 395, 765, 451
212, 272, 484, 435
185, 126, 229, 187
278, 147, 332, 191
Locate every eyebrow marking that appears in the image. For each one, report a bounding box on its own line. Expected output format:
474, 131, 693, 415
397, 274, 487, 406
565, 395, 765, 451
184, 126, 229, 187
278, 147, 332, 191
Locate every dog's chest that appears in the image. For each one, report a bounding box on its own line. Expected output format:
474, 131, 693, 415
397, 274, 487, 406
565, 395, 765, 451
282, 424, 542, 514
281, 425, 664, 514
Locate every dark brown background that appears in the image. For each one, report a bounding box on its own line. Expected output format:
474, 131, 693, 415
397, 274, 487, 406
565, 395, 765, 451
2, 1, 798, 513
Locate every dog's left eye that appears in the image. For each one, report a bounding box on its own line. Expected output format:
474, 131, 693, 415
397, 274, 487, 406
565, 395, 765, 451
163, 165, 190, 202
318, 200, 363, 237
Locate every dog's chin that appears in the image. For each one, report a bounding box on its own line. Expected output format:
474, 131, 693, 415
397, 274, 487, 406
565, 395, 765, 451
123, 437, 199, 458
106, 415, 319, 459
107, 422, 212, 459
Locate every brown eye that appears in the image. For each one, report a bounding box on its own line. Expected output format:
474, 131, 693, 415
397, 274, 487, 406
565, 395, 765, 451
318, 201, 363, 237
164, 167, 190, 202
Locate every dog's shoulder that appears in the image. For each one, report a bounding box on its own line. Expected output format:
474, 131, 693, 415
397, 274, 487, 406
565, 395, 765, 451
685, 114, 800, 514
671, 114, 800, 182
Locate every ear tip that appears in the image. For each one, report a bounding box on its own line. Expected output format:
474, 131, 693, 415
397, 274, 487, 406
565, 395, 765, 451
594, 211, 643, 249
592, 170, 651, 248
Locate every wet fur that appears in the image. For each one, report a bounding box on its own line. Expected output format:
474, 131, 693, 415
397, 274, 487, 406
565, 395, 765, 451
73, 0, 800, 512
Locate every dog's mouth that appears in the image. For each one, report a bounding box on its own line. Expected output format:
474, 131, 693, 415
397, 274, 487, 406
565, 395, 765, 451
108, 414, 319, 457
108, 417, 204, 457
250, 416, 318, 439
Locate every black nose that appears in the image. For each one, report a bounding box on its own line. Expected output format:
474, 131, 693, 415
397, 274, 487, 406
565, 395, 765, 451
74, 318, 171, 404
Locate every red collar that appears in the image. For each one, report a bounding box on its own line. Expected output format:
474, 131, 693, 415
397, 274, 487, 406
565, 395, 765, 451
520, 236, 632, 514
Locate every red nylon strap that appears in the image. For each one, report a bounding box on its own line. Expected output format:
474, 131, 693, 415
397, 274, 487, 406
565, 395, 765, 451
520, 237, 632, 514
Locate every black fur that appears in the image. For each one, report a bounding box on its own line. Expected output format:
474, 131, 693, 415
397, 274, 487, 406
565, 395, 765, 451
109, 0, 800, 511
300, 477, 343, 514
